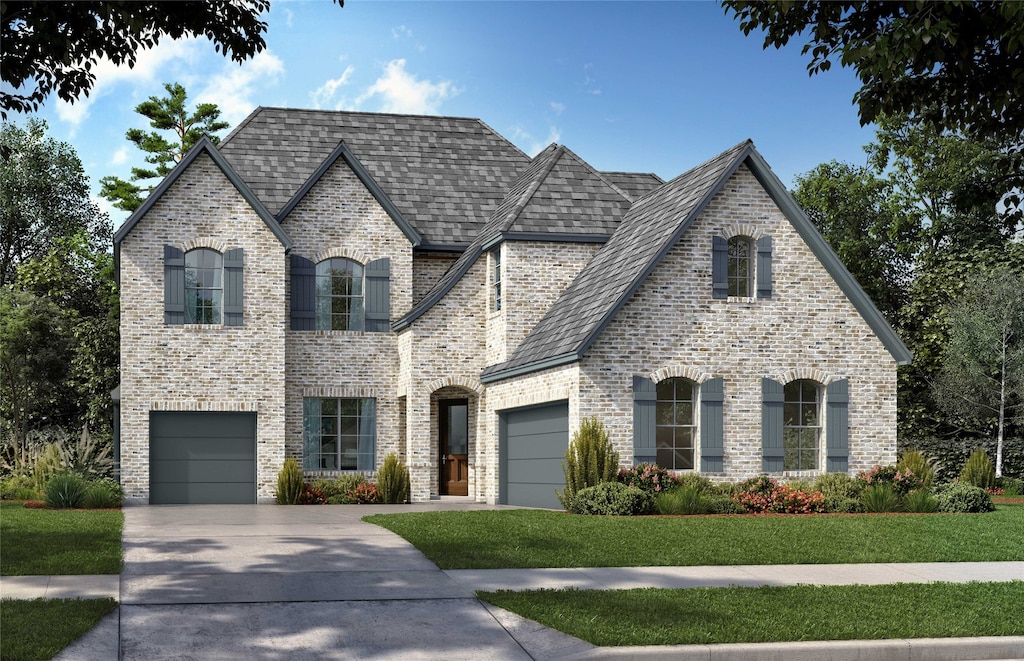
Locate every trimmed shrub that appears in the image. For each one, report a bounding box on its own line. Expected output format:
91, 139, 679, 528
1, 475, 37, 500
566, 481, 653, 516
897, 450, 937, 489
861, 483, 901, 513
770, 484, 826, 514
935, 482, 995, 513
44, 473, 88, 508
706, 494, 746, 514
326, 494, 352, 505
656, 485, 709, 515
558, 417, 620, 508
824, 496, 864, 513
618, 463, 677, 495
902, 489, 939, 513
960, 448, 996, 490
733, 476, 779, 513
276, 457, 304, 505
813, 472, 863, 501
377, 453, 411, 504
348, 481, 381, 504
81, 479, 123, 509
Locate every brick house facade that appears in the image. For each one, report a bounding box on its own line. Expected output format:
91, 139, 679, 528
114, 108, 910, 506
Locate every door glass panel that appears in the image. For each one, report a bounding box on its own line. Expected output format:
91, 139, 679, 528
447, 404, 468, 454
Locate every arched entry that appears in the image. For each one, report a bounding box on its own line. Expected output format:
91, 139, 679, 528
429, 384, 480, 497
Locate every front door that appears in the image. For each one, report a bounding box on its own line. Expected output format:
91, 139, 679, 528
439, 399, 469, 496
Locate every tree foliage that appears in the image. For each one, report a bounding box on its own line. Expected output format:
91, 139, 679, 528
100, 82, 230, 212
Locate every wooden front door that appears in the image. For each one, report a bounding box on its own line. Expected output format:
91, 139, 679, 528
439, 399, 469, 496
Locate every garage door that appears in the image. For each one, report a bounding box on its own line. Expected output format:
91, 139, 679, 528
150, 412, 256, 504
500, 401, 569, 509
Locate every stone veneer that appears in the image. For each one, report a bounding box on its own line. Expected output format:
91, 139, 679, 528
118, 153, 287, 502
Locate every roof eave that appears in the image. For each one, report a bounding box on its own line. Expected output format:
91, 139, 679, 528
479, 352, 580, 384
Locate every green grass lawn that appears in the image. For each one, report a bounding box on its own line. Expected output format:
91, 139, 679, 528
479, 581, 1024, 646
364, 504, 1024, 569
0, 598, 117, 661
0, 502, 123, 575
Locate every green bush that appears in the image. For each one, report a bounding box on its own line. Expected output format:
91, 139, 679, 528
276, 457, 304, 505
81, 479, 123, 509
783, 479, 814, 493
557, 417, 620, 509
44, 473, 88, 508
673, 472, 714, 494
1, 475, 37, 500
656, 485, 709, 515
706, 494, 745, 514
33, 443, 64, 492
824, 496, 864, 513
897, 449, 937, 489
813, 472, 863, 501
861, 483, 901, 513
997, 476, 1024, 496
960, 448, 996, 490
377, 453, 411, 504
312, 474, 368, 501
733, 475, 779, 513
618, 463, 678, 495
566, 481, 653, 516
902, 489, 939, 513
59, 425, 113, 480
935, 482, 995, 513
904, 436, 1023, 481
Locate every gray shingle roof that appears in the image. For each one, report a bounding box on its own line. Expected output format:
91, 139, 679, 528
218, 107, 532, 245
601, 171, 665, 200
481, 140, 755, 381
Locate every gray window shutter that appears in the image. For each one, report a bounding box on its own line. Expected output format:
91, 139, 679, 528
358, 398, 376, 471
164, 246, 185, 324
290, 254, 316, 331
756, 236, 773, 298
633, 376, 657, 465
762, 377, 784, 472
700, 377, 724, 472
223, 248, 244, 326
364, 258, 391, 332
712, 236, 728, 299
826, 379, 850, 472
302, 398, 320, 472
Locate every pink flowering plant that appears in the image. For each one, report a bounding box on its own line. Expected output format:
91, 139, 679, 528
769, 484, 826, 514
618, 463, 677, 495
732, 476, 826, 514
733, 475, 779, 513
348, 482, 381, 504
858, 464, 923, 496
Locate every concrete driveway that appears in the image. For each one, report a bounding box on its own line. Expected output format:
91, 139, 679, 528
118, 503, 543, 660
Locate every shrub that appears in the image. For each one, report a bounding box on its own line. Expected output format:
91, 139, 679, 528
935, 482, 995, 513
81, 479, 123, 509
673, 472, 713, 494
44, 472, 88, 508
904, 436, 1023, 481
316, 474, 368, 499
960, 448, 996, 490
566, 481, 653, 516
276, 457, 304, 505
33, 443, 64, 492
997, 476, 1024, 497
783, 479, 814, 493
706, 494, 746, 514
326, 494, 353, 505
861, 483, 901, 513
618, 463, 677, 495
902, 489, 939, 513
59, 425, 113, 480
1, 474, 37, 500
770, 484, 826, 514
377, 453, 411, 504
300, 484, 327, 504
656, 485, 709, 515
558, 417, 620, 508
813, 472, 863, 501
824, 496, 864, 513
348, 481, 381, 504
858, 465, 922, 496
897, 450, 937, 489
733, 476, 779, 513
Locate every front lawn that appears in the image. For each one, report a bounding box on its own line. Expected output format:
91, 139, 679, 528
364, 504, 1024, 569
0, 598, 117, 661
0, 502, 123, 575
479, 581, 1024, 646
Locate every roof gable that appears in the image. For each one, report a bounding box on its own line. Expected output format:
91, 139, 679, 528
113, 136, 292, 250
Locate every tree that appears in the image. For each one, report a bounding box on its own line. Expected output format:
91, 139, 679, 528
0, 118, 111, 287
100, 83, 229, 212
933, 267, 1024, 478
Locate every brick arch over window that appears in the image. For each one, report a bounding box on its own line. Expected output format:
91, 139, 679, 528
762, 371, 850, 474
649, 365, 713, 385
314, 247, 372, 267
164, 243, 244, 326
777, 367, 839, 386
634, 369, 724, 473
718, 222, 767, 241
180, 237, 233, 253
712, 228, 773, 300
291, 252, 391, 332
427, 376, 484, 395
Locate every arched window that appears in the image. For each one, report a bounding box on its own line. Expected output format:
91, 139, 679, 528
727, 235, 755, 297
656, 377, 697, 470
315, 258, 364, 331
784, 379, 821, 470
184, 248, 222, 324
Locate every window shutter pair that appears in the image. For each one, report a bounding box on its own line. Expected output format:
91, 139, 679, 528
632, 376, 724, 470
711, 235, 772, 299
760, 377, 848, 472
164, 246, 243, 325
290, 255, 391, 332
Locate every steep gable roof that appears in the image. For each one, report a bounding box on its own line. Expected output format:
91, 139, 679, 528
481, 140, 912, 382
218, 107, 531, 245
601, 171, 665, 200
113, 136, 291, 250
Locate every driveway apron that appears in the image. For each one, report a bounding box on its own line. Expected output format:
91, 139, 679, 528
119, 504, 534, 660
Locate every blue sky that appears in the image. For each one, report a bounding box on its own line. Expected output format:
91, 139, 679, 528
20, 1, 877, 227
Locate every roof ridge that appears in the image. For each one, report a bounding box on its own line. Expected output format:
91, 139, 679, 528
220, 106, 264, 147
556, 144, 635, 203
245, 105, 491, 123
497, 145, 564, 232
629, 139, 753, 211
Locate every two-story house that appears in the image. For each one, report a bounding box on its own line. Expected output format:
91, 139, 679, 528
113, 108, 911, 506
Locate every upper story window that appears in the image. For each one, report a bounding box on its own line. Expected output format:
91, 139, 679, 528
316, 258, 364, 331
712, 235, 772, 300
783, 379, 821, 471
185, 248, 223, 324
655, 377, 697, 471
492, 248, 502, 311
727, 236, 754, 297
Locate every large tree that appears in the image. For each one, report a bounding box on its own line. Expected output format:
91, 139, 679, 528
100, 82, 229, 212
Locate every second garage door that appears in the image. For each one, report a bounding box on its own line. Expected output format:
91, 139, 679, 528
500, 401, 569, 509
150, 411, 256, 504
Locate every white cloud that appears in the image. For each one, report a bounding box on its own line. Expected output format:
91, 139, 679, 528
311, 66, 356, 110
195, 50, 286, 127
111, 146, 130, 166
509, 124, 562, 157
392, 25, 413, 40
550, 101, 566, 116
582, 63, 602, 96
354, 59, 457, 115
282, 7, 295, 28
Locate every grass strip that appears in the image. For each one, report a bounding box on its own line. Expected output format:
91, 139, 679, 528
479, 581, 1024, 646
364, 505, 1024, 569
0, 502, 123, 575
0, 598, 117, 660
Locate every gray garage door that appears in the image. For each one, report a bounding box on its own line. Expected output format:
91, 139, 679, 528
150, 411, 256, 504
500, 401, 569, 509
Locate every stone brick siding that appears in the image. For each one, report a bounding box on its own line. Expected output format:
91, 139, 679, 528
118, 153, 287, 502
413, 251, 459, 304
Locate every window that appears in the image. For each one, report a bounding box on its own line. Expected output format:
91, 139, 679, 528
303, 397, 376, 471
783, 379, 820, 470
727, 236, 754, 297
185, 248, 223, 324
315, 258, 364, 331
492, 248, 502, 311
655, 377, 697, 470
